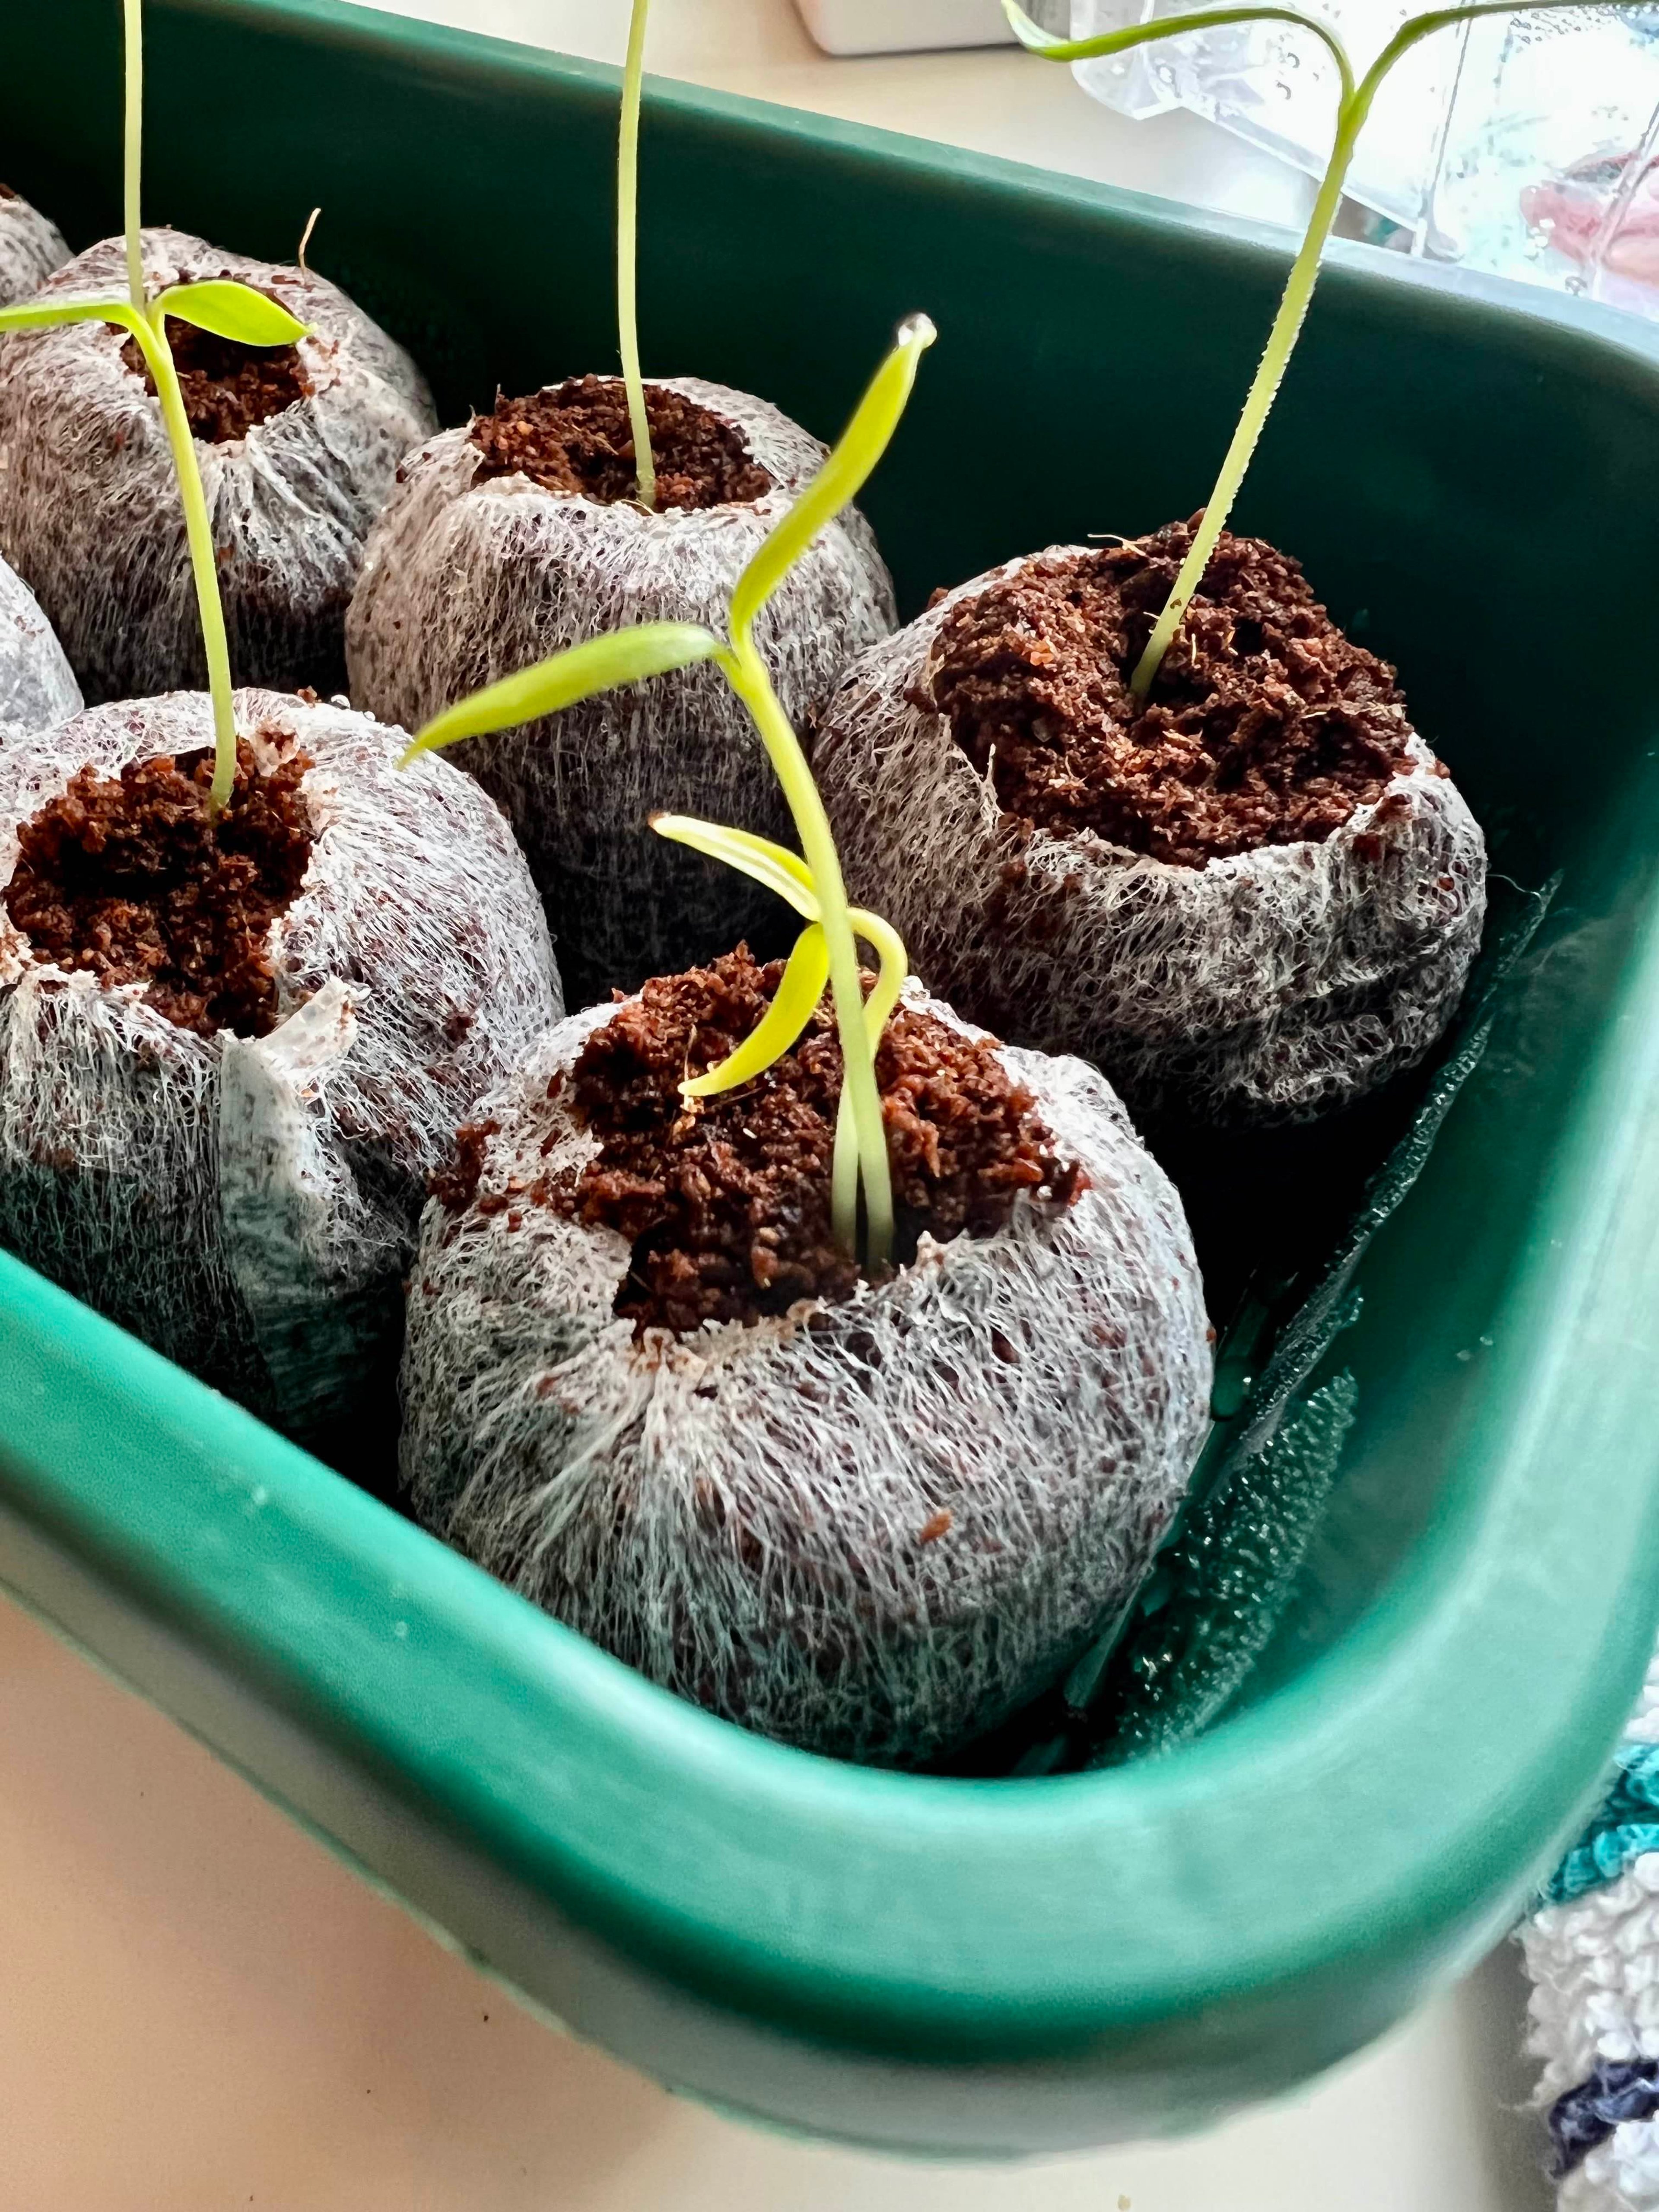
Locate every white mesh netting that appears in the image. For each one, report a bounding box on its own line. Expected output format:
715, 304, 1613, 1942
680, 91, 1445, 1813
0, 187, 69, 308
346, 376, 895, 1006
0, 229, 436, 703
813, 551, 1489, 1127
0, 689, 561, 1441
0, 551, 80, 739
400, 982, 1213, 1767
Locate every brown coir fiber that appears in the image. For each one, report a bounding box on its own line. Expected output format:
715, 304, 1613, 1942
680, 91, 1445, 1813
120, 314, 312, 443
471, 375, 774, 510
6, 740, 313, 1038
444, 946, 1084, 1334
929, 520, 1420, 867
400, 969, 1210, 1766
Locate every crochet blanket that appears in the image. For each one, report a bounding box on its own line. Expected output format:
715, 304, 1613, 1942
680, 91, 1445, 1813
1527, 1649, 1659, 2206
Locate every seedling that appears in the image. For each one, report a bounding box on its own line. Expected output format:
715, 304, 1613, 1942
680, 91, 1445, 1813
1005, 0, 1649, 696
0, 0, 306, 813
404, 315, 937, 1268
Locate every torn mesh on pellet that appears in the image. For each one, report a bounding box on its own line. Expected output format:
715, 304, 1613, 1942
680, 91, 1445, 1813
812, 550, 1489, 1127
346, 376, 895, 1004
0, 689, 561, 1437
0, 189, 68, 308
400, 984, 1213, 1768
0, 229, 437, 702
0, 552, 80, 739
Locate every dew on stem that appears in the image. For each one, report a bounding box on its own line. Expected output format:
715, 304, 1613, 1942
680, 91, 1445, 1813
1004, 0, 1653, 698
0, 0, 307, 816
404, 314, 938, 1268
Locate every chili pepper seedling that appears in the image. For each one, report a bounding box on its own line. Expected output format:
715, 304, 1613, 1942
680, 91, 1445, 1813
1005, 0, 1654, 697
403, 314, 937, 1268
0, 0, 306, 813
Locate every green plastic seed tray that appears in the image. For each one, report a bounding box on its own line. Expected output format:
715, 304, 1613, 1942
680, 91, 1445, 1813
3, 0, 1659, 2158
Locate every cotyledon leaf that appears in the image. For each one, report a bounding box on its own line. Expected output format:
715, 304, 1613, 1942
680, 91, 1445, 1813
682, 924, 831, 1100
401, 623, 722, 764
156, 280, 309, 348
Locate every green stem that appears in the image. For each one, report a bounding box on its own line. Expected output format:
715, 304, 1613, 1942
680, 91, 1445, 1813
0, 289, 240, 808
1124, 0, 1619, 698
1129, 92, 1367, 698
724, 639, 893, 1266
129, 310, 239, 812
617, 0, 655, 511
118, 0, 233, 804
123, 0, 146, 311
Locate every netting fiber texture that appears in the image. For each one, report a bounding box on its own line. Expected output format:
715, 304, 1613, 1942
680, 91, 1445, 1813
0, 552, 80, 739
0, 187, 69, 308
813, 550, 1489, 1127
346, 376, 894, 1007
0, 689, 560, 1441
0, 229, 436, 702
400, 983, 1212, 1768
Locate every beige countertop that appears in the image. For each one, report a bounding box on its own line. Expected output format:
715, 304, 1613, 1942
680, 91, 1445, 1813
0, 4, 1554, 2205
354, 0, 1319, 228
0, 1593, 1549, 2209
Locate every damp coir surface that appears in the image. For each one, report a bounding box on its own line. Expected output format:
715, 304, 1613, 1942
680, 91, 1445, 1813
930, 520, 1426, 867
6, 739, 314, 1037
441, 946, 1084, 1335
472, 375, 773, 511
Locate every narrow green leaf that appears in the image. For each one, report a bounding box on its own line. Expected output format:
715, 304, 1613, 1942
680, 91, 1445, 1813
401, 623, 721, 764
0, 296, 141, 337
156, 280, 310, 348
1002, 0, 1355, 103
682, 923, 830, 1099
729, 313, 936, 647
650, 814, 820, 921
1361, 0, 1629, 98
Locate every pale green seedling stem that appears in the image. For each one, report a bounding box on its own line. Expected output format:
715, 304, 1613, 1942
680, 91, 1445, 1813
655, 811, 908, 1250
404, 319, 934, 1268
0, 285, 249, 817
1005, 0, 1628, 698
1130, 80, 1363, 696
123, 0, 146, 311
721, 314, 934, 1265
617, 0, 655, 509
144, 325, 242, 812
114, 0, 242, 810
718, 638, 897, 1259
648, 812, 906, 1253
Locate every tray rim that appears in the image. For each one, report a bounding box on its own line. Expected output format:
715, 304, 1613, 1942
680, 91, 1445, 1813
2, 0, 1659, 2102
